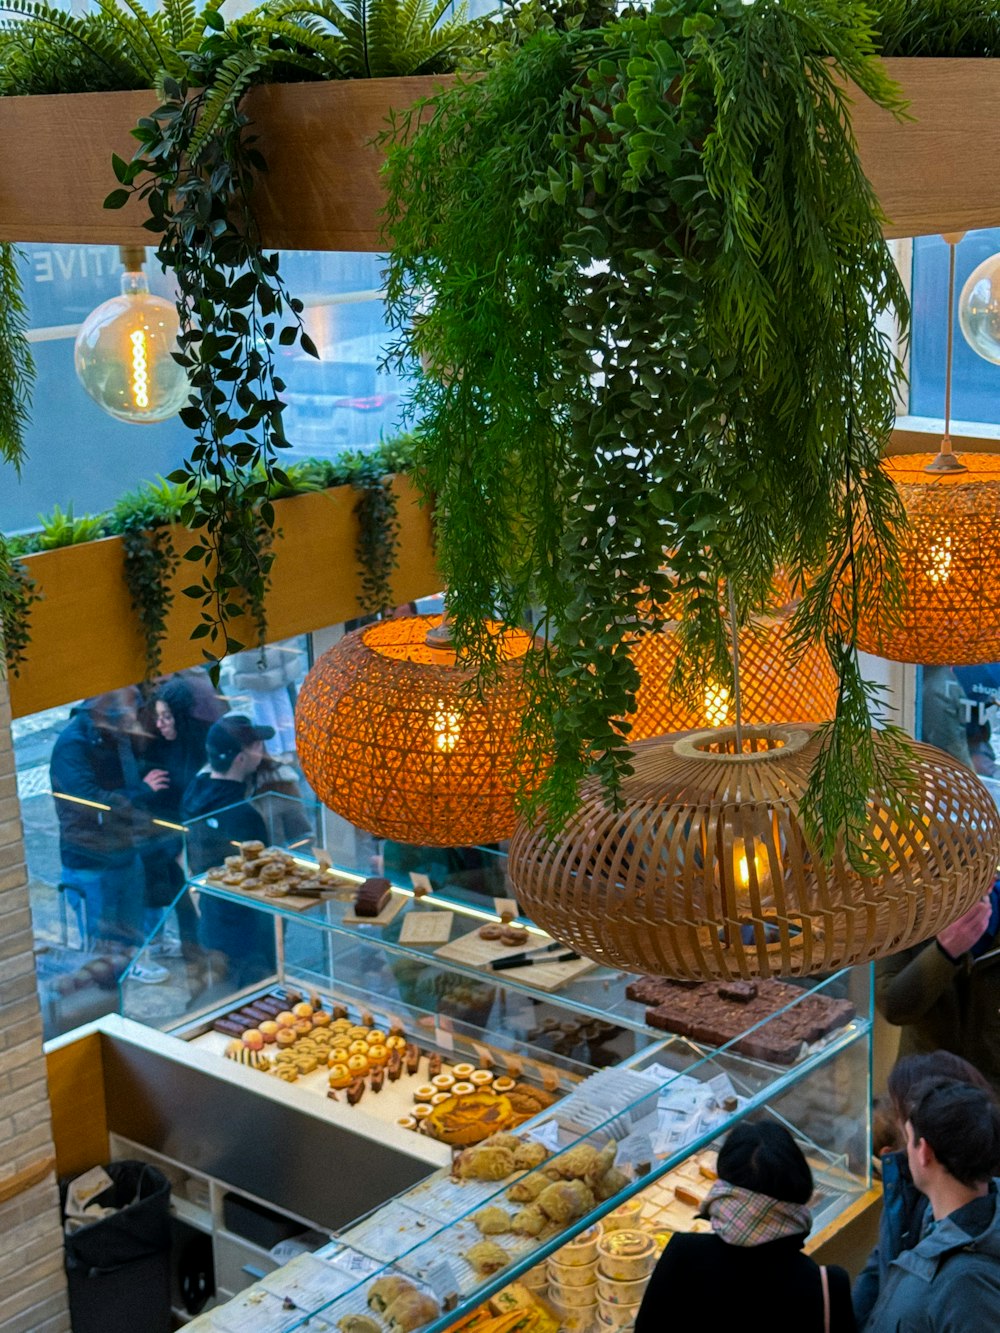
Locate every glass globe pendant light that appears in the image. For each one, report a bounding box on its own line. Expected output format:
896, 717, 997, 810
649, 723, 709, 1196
959, 248, 1000, 364
74, 246, 188, 423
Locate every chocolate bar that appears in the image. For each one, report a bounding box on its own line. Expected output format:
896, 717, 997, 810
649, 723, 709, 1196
354, 877, 392, 918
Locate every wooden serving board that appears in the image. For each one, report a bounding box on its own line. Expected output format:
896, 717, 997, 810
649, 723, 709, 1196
434, 930, 597, 993
198, 870, 360, 915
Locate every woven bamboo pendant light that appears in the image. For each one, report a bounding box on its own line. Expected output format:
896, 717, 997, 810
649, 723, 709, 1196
856, 233, 1000, 665
508, 723, 1000, 981
627, 585, 837, 741
295, 614, 537, 846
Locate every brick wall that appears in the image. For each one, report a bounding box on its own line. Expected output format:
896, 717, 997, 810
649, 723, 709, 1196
0, 678, 70, 1332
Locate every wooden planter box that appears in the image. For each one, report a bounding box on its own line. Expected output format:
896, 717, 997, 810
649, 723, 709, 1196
8, 473, 439, 718
0, 60, 998, 249
0, 76, 448, 250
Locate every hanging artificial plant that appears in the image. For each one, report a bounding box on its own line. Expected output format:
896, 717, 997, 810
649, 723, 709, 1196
384, 0, 916, 867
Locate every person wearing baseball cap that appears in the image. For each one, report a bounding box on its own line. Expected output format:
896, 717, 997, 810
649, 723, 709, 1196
181, 714, 276, 987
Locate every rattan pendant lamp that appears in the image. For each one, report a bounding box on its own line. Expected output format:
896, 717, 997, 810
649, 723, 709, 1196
509, 722, 1000, 981
295, 613, 538, 846
627, 579, 838, 741
510, 578, 1000, 981
856, 233, 1000, 665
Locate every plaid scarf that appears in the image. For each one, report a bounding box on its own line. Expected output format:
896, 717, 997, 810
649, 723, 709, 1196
700, 1180, 812, 1247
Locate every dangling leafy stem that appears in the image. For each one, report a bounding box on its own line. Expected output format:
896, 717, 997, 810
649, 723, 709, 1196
0, 242, 33, 472
384, 0, 915, 865
0, 538, 37, 676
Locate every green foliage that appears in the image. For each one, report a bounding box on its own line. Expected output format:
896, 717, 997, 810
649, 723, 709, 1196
36, 502, 106, 549
0, 244, 32, 472
0, 538, 36, 676
110, 482, 186, 680
384, 0, 915, 867
352, 460, 401, 617
875, 0, 1000, 55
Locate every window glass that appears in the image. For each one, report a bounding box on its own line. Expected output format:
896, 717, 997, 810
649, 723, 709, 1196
909, 229, 1000, 424
917, 663, 1000, 814
1, 245, 416, 534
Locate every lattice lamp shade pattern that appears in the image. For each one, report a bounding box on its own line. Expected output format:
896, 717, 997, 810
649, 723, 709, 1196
627, 614, 838, 741
295, 616, 537, 846
509, 724, 1000, 982
855, 453, 1000, 665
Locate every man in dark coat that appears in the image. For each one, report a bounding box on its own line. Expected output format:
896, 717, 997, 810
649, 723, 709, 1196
50, 688, 168, 955
181, 715, 275, 988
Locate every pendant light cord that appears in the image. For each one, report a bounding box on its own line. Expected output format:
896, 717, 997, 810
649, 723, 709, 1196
727, 581, 743, 753
944, 238, 957, 444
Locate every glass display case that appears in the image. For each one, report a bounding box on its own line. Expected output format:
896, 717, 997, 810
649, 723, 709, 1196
118, 808, 873, 1333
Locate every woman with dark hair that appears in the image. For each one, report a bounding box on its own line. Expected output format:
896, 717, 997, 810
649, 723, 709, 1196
137, 678, 210, 964
853, 1050, 996, 1329
634, 1121, 855, 1333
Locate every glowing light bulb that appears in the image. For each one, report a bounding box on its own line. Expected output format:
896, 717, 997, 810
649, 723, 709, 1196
926, 535, 953, 587
74, 248, 188, 424
703, 683, 730, 727
432, 702, 462, 753
959, 252, 1000, 365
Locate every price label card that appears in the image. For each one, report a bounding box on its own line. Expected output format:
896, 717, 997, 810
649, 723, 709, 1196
399, 911, 454, 946
409, 872, 434, 897
524, 1118, 562, 1151
493, 897, 520, 920
615, 1132, 654, 1170
415, 1258, 460, 1305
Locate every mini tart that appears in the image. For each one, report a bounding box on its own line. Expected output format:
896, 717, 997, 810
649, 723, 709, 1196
275, 1011, 297, 1028
452, 1081, 475, 1097
347, 1053, 370, 1076
366, 1029, 387, 1046
414, 1084, 436, 1102
412, 1104, 434, 1120
367, 1044, 389, 1067
311, 1010, 332, 1027
293, 1019, 313, 1037
384, 1034, 407, 1051
328, 1063, 353, 1089
258, 1021, 279, 1043
276, 1029, 297, 1048
452, 1063, 476, 1079
348, 1040, 370, 1056
329, 1047, 350, 1066
470, 1070, 494, 1087
292, 1002, 315, 1019
493, 1076, 516, 1093
432, 1073, 455, 1091
397, 1115, 417, 1130
430, 1092, 452, 1106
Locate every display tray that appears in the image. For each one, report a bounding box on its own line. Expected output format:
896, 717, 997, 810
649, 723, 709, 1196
195, 990, 564, 1146
434, 930, 598, 994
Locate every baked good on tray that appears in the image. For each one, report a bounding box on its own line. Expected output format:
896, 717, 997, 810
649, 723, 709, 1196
425, 1091, 514, 1146
354, 876, 392, 917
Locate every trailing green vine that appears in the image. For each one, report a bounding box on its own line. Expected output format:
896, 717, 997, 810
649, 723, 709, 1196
0, 539, 37, 676
383, 0, 915, 868
353, 464, 402, 618
0, 242, 33, 472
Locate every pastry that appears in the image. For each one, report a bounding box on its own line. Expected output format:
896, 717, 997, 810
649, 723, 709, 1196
427, 1054, 443, 1078
240, 840, 265, 857
387, 1052, 403, 1082
385, 1034, 407, 1052
510, 1204, 547, 1237
349, 1040, 370, 1057
296, 1055, 319, 1074
537, 1179, 595, 1223
349, 1027, 372, 1043
404, 1044, 422, 1075
500, 926, 530, 946
452, 1082, 475, 1097
347, 1079, 366, 1106
474, 1206, 512, 1235
478, 923, 504, 941
274, 1066, 298, 1083
513, 1140, 549, 1170
507, 1173, 548, 1203
339, 1317, 381, 1333
366, 1029, 387, 1046
354, 878, 392, 918
432, 1074, 455, 1091
595, 1167, 631, 1201
275, 1011, 296, 1028
413, 1104, 433, 1120
397, 1115, 417, 1130
431, 1093, 451, 1106
224, 855, 243, 870
370, 1067, 385, 1093
368, 1276, 416, 1314
276, 1029, 297, 1048
385, 1290, 441, 1333
213, 1018, 245, 1037
347, 1053, 370, 1076
453, 1144, 516, 1181
258, 1021, 279, 1044
241, 1028, 264, 1050
414, 1085, 436, 1103
493, 1076, 516, 1094
329, 1063, 352, 1089
293, 1019, 313, 1038
465, 1241, 509, 1276
470, 1070, 494, 1087
368, 1044, 389, 1067
292, 1002, 314, 1019
224, 1042, 268, 1070
452, 1063, 475, 1079
551, 1143, 602, 1179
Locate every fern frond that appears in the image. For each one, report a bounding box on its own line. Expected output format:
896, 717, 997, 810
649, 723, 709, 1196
91, 0, 164, 80
248, 15, 347, 71
0, 0, 148, 84
161, 0, 197, 48
186, 47, 263, 158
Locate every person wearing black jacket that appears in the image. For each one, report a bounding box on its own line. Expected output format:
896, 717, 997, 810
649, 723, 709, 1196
181, 715, 275, 988
50, 689, 167, 954
634, 1122, 855, 1333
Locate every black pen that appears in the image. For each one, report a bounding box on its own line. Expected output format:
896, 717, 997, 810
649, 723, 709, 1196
495, 940, 566, 966
491, 950, 580, 971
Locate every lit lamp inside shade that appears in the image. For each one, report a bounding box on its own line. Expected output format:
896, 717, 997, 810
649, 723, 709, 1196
74, 246, 188, 423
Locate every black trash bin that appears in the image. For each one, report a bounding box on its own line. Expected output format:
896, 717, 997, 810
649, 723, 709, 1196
60, 1160, 172, 1333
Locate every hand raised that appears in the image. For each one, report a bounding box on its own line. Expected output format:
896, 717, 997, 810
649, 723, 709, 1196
937, 895, 993, 960
142, 768, 170, 792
